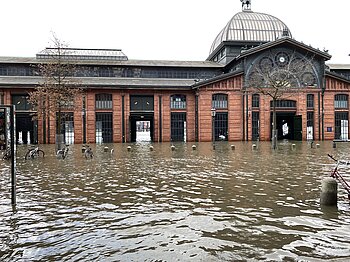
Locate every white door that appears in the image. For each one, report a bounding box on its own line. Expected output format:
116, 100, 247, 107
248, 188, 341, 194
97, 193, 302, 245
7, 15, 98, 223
307, 126, 313, 140
341, 120, 349, 140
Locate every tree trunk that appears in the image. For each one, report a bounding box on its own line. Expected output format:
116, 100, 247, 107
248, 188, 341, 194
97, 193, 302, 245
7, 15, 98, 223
272, 100, 277, 150
56, 106, 64, 151
56, 134, 64, 151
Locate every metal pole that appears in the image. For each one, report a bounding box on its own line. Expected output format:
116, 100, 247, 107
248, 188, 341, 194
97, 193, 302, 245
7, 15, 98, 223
82, 95, 86, 144
211, 108, 216, 150
122, 95, 125, 143
10, 105, 16, 206
212, 115, 215, 150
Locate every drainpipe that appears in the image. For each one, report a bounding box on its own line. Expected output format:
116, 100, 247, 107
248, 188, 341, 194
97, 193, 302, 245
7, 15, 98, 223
318, 92, 321, 141
246, 91, 249, 141
242, 91, 245, 141
321, 64, 326, 141
122, 95, 125, 143
159, 95, 162, 142
82, 95, 86, 144
43, 111, 46, 144
195, 92, 199, 142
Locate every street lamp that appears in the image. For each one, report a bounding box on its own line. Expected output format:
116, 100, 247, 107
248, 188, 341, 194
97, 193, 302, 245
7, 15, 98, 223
211, 108, 216, 150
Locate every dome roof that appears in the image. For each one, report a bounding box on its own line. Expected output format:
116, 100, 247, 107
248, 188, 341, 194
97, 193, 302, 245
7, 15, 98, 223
210, 10, 292, 54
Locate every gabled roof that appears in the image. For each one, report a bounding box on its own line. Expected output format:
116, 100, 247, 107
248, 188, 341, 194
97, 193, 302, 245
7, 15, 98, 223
233, 37, 332, 62
326, 71, 350, 84
192, 70, 243, 89
327, 64, 350, 70
0, 56, 223, 68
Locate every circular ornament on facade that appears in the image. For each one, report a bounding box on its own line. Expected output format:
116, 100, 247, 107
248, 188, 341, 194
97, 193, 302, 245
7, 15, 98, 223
259, 57, 274, 72
248, 71, 265, 86
275, 52, 290, 67
301, 72, 316, 86
290, 57, 308, 72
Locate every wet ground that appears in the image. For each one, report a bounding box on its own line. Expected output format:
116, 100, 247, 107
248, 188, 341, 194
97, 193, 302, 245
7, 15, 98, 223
1, 141, 350, 261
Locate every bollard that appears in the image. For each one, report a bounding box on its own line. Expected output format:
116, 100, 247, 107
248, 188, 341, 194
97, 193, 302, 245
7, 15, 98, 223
231, 145, 235, 150
171, 145, 175, 151
320, 177, 338, 206
104, 146, 108, 152
82, 145, 86, 153
127, 146, 131, 151
333, 142, 336, 148
150, 145, 154, 151
192, 145, 196, 150
291, 144, 296, 150
316, 144, 320, 148
252, 144, 257, 150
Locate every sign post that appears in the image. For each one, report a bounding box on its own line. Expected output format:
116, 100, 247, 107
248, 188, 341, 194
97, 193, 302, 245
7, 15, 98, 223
0, 105, 16, 205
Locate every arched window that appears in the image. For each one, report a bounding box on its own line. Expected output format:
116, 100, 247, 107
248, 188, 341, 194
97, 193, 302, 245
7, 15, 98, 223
212, 94, 228, 109
96, 94, 112, 109
170, 95, 186, 109
335, 94, 348, 109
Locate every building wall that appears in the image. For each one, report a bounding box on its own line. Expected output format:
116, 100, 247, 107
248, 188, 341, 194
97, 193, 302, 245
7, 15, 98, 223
323, 77, 350, 140
69, 89, 198, 144
1, 73, 350, 145
197, 75, 243, 142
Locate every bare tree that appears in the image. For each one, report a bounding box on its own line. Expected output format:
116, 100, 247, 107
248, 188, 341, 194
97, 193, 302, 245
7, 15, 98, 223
245, 50, 317, 149
28, 34, 83, 149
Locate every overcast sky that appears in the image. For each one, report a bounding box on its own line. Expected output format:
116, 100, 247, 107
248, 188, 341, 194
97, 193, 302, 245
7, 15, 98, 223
1, 0, 349, 63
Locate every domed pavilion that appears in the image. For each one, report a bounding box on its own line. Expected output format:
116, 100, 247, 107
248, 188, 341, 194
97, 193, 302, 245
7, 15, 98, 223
208, 1, 292, 64
0, 0, 348, 145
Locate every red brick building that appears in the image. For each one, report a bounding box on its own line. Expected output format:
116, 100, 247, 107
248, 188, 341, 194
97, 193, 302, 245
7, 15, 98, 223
0, 2, 349, 145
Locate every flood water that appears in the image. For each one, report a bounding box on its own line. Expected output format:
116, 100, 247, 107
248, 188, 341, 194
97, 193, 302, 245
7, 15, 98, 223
1, 141, 350, 261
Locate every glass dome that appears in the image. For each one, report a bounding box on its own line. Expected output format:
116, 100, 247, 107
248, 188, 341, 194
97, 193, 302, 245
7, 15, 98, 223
210, 11, 292, 54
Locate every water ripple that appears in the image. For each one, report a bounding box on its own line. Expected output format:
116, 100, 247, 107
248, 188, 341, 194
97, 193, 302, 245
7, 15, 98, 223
1, 142, 350, 261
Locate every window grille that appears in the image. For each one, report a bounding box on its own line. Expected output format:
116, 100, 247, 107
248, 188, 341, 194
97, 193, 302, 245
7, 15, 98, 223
270, 100, 296, 108
214, 112, 228, 141
60, 98, 74, 109
307, 111, 314, 140
335, 112, 349, 140
96, 112, 113, 143
96, 94, 112, 109
252, 94, 260, 108
212, 94, 228, 109
307, 94, 314, 109
171, 95, 186, 109
335, 94, 348, 109
56, 112, 74, 144
252, 112, 259, 140
171, 112, 186, 141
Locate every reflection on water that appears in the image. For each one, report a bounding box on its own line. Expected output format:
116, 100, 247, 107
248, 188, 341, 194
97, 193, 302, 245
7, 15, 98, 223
1, 141, 350, 261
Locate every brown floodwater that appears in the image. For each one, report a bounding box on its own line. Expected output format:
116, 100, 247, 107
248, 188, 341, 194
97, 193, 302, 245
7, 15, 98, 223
1, 141, 350, 261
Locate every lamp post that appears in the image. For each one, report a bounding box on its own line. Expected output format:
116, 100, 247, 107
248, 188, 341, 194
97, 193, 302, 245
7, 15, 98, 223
211, 108, 216, 150
82, 95, 86, 144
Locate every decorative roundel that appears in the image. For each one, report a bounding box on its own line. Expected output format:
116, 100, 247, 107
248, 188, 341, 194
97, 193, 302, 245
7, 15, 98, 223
275, 52, 290, 67
249, 71, 265, 86
301, 72, 316, 86
259, 57, 274, 71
